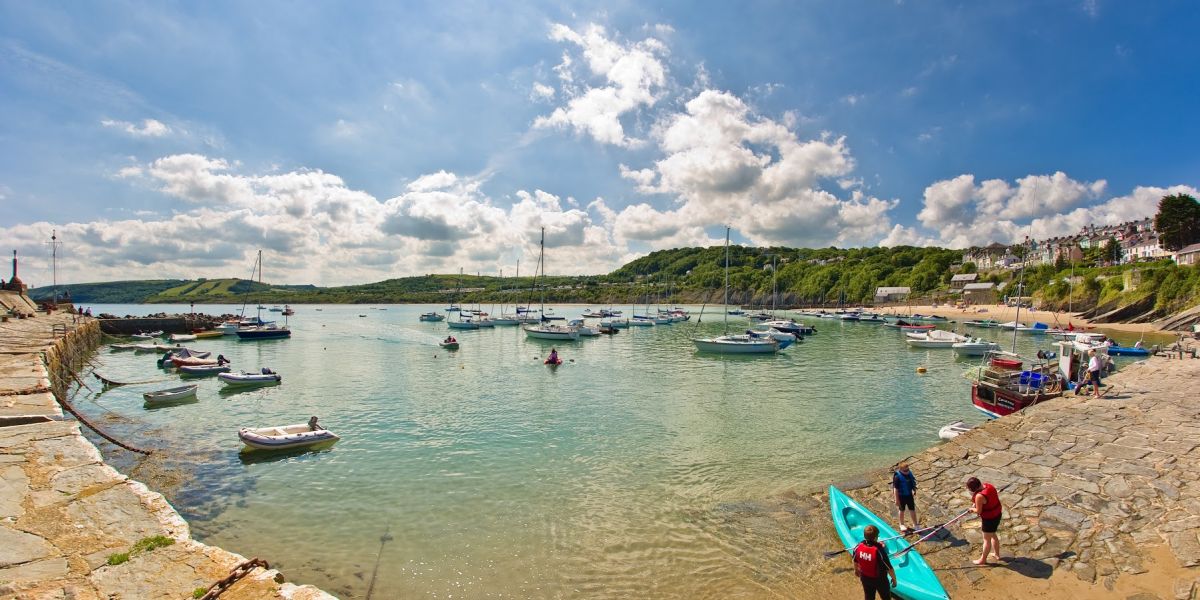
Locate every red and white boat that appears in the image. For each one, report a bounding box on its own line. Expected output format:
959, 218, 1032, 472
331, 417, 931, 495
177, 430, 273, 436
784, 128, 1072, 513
970, 351, 1064, 419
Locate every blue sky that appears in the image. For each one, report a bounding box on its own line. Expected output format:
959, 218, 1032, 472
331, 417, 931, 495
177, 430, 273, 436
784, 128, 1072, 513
2, 0, 1198, 285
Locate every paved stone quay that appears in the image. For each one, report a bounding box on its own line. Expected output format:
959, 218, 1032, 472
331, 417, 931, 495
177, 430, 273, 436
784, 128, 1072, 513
761, 355, 1200, 599
1, 311, 334, 599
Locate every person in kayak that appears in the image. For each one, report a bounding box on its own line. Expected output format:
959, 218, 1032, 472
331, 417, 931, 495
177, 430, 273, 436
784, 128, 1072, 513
547, 348, 560, 365
967, 476, 1003, 565
852, 525, 897, 599
891, 462, 918, 533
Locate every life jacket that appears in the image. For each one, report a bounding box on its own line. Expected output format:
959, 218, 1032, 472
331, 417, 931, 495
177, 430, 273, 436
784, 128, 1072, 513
975, 483, 1002, 519
893, 470, 916, 496
853, 542, 884, 578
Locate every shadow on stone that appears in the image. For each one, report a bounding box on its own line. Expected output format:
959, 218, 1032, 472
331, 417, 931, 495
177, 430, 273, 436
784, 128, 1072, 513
998, 555, 1054, 579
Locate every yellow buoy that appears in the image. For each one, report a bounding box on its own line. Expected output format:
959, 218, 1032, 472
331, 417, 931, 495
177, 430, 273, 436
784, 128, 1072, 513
916, 366, 927, 374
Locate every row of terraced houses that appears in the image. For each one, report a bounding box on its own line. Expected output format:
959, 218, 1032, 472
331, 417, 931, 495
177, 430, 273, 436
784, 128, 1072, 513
960, 218, 1200, 271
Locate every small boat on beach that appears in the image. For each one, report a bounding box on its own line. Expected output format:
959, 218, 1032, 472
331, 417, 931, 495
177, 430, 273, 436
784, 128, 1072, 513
938, 420, 973, 440
143, 384, 199, 405
829, 486, 950, 600
218, 369, 282, 387
239, 420, 339, 451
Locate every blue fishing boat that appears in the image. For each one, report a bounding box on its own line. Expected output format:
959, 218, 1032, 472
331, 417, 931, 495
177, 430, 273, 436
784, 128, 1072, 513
1106, 344, 1150, 357
829, 486, 950, 600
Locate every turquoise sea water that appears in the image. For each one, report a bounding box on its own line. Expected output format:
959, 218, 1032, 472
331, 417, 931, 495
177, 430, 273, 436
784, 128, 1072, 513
78, 304, 1111, 598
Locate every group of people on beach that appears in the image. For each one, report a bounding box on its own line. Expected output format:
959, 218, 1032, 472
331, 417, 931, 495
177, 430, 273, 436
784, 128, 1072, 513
851, 462, 1004, 599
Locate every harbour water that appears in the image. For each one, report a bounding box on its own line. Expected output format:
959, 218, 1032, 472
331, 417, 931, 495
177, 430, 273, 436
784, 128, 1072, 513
79, 304, 1126, 598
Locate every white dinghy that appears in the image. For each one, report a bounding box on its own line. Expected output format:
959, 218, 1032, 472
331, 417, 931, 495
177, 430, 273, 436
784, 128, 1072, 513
938, 420, 974, 440
218, 369, 282, 387
143, 384, 199, 406
239, 417, 340, 451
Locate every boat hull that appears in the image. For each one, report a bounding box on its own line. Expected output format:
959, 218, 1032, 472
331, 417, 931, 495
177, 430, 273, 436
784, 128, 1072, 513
143, 384, 199, 404
236, 327, 291, 339
692, 338, 778, 354
829, 486, 950, 600
239, 424, 340, 451
523, 325, 579, 340
218, 372, 282, 387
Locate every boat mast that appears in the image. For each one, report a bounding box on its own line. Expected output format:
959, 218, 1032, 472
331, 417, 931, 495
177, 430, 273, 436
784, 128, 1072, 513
770, 254, 777, 316
537, 228, 546, 322
1011, 237, 1028, 353
723, 226, 730, 334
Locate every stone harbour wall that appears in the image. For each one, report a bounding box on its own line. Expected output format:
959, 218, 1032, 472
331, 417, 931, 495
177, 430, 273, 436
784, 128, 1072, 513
0, 309, 336, 599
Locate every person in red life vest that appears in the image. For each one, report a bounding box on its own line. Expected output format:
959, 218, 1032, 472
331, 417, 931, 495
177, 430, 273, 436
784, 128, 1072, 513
891, 462, 918, 533
966, 476, 1003, 565
852, 525, 897, 599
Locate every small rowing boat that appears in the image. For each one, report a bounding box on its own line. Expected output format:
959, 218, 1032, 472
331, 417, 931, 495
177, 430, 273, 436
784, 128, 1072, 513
143, 384, 199, 406
829, 486, 949, 600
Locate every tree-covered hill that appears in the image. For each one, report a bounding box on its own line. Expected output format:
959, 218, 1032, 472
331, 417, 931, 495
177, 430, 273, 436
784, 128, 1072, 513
26, 244, 1200, 323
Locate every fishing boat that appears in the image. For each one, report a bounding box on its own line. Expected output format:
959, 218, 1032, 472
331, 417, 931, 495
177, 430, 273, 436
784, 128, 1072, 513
143, 384, 199, 405
179, 364, 232, 376
829, 486, 950, 600
938, 420, 973, 440
238, 422, 340, 451
952, 338, 1001, 357
218, 369, 282, 387
523, 229, 581, 341
971, 351, 1063, 419
419, 312, 445, 322
693, 228, 779, 355
764, 319, 816, 336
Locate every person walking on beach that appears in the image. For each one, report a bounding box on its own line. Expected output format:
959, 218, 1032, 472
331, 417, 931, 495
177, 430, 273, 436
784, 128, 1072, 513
1087, 348, 1103, 398
892, 462, 918, 533
852, 525, 897, 599
966, 477, 1003, 565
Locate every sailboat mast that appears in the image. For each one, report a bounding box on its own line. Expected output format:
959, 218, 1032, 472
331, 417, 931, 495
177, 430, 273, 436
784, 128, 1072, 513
1012, 237, 1028, 353
723, 227, 730, 332
537, 228, 546, 320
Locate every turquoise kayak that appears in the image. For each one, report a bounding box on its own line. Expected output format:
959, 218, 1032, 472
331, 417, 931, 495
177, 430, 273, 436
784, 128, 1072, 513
829, 486, 950, 600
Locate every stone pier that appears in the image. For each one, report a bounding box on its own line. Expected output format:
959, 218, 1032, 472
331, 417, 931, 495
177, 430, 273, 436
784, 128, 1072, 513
0, 310, 335, 599
751, 355, 1200, 599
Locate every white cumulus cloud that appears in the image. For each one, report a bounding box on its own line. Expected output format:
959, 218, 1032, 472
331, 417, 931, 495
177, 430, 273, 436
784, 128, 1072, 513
101, 118, 171, 137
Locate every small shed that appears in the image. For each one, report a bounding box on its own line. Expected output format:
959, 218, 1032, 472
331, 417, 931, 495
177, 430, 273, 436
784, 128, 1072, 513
950, 273, 978, 289
874, 286, 911, 303
962, 282, 996, 304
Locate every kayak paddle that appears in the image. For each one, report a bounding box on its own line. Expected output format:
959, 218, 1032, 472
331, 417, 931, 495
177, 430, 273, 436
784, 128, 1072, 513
891, 482, 1012, 558
822, 522, 944, 558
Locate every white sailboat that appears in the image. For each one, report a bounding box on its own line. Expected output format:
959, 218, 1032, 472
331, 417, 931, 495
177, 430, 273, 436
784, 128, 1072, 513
447, 268, 480, 330
524, 228, 580, 341
693, 228, 779, 354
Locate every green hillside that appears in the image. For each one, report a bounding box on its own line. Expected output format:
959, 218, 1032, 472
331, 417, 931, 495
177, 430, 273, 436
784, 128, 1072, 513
26, 245, 1200, 322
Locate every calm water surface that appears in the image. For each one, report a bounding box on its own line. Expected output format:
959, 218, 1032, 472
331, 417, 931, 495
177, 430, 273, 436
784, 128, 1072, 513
77, 304, 1138, 598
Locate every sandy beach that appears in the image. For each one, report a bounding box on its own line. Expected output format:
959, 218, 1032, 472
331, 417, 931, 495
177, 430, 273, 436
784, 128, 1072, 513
879, 303, 1184, 337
